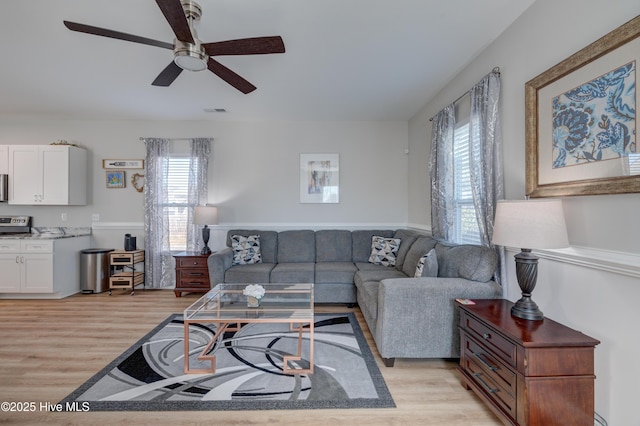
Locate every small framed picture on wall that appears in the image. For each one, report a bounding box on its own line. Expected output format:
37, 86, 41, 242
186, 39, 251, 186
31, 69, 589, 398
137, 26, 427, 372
299, 153, 339, 203
106, 170, 125, 188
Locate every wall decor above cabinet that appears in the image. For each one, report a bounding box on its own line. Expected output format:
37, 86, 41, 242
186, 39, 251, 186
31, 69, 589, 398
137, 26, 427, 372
102, 159, 144, 169
7, 145, 87, 205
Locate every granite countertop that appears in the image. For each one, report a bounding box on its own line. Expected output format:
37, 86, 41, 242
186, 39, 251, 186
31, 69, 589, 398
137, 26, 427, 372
0, 227, 92, 240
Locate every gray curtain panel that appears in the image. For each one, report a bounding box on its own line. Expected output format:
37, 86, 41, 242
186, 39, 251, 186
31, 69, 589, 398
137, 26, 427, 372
429, 103, 456, 242
144, 137, 172, 288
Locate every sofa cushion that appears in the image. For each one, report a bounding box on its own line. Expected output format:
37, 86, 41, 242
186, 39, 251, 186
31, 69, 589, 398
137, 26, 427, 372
415, 249, 438, 277
355, 262, 394, 272
402, 236, 438, 277
270, 262, 315, 283
224, 263, 275, 283
352, 230, 394, 263
227, 230, 278, 264
354, 268, 407, 288
316, 230, 352, 262
277, 230, 315, 263
356, 281, 380, 325
435, 242, 498, 282
368, 236, 401, 266
231, 234, 262, 265
315, 262, 357, 284
392, 229, 420, 271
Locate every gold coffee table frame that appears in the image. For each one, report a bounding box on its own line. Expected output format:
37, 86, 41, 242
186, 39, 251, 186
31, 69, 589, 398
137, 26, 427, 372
183, 283, 314, 375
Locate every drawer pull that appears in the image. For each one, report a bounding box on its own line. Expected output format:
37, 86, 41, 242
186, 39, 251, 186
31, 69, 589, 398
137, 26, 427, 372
483, 332, 491, 340
187, 272, 204, 276
474, 353, 498, 371
473, 372, 499, 394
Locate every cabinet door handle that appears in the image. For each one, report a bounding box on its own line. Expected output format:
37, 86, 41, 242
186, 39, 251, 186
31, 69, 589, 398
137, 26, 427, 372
474, 353, 498, 371
473, 372, 499, 394
16, 256, 19, 263
21, 256, 24, 263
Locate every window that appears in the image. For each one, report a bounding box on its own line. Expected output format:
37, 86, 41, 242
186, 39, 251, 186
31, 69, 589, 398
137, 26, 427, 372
163, 156, 191, 252
453, 121, 481, 244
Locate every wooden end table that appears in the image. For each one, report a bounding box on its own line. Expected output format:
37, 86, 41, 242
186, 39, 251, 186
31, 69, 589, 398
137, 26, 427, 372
173, 251, 211, 297
457, 299, 600, 425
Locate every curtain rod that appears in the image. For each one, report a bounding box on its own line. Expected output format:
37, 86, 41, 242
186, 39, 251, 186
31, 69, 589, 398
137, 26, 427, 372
428, 67, 500, 122
139, 137, 213, 142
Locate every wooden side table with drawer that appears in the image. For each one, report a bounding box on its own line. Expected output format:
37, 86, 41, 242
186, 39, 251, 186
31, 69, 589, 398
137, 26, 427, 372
457, 299, 600, 426
173, 252, 211, 297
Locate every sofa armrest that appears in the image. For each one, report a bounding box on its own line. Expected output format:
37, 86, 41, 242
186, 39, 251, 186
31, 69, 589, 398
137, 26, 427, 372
375, 277, 502, 359
207, 248, 233, 286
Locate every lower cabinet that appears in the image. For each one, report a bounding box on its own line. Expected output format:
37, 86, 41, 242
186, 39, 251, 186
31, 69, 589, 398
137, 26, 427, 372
0, 236, 90, 298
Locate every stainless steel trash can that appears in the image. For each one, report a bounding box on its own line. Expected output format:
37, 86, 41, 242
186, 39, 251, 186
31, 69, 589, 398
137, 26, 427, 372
80, 248, 114, 294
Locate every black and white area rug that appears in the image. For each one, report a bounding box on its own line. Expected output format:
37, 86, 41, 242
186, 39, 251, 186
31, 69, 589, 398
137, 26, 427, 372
60, 313, 395, 411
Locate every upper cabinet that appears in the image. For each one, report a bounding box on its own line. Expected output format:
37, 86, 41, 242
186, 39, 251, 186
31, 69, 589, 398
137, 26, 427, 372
0, 146, 8, 174
8, 145, 87, 205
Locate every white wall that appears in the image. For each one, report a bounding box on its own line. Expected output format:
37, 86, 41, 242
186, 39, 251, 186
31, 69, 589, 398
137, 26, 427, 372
0, 117, 408, 248
408, 1, 640, 423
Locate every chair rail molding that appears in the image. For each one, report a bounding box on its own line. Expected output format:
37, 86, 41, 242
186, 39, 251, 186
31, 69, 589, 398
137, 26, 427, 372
92, 222, 144, 230
505, 245, 640, 279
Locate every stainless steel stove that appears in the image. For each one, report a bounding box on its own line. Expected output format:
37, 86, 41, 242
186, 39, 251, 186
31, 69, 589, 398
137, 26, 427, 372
0, 215, 32, 234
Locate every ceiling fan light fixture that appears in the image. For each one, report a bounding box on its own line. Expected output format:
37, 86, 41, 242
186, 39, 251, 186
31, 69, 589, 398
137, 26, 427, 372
174, 48, 207, 71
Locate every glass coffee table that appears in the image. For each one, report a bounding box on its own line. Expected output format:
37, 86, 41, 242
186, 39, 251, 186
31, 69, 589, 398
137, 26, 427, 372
183, 283, 314, 375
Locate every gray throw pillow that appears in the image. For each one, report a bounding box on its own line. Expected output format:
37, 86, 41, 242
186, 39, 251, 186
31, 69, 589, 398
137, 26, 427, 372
415, 249, 438, 277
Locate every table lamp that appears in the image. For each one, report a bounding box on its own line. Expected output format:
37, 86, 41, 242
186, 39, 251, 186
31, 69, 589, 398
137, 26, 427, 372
492, 199, 569, 321
193, 206, 218, 255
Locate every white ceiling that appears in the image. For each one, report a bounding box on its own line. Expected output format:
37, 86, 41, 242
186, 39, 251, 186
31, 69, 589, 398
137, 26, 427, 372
0, 0, 535, 121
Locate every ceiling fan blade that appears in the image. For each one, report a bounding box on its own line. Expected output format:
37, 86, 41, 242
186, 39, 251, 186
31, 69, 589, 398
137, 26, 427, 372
63, 21, 173, 50
203, 36, 285, 56
207, 59, 256, 94
152, 61, 183, 86
155, 0, 194, 44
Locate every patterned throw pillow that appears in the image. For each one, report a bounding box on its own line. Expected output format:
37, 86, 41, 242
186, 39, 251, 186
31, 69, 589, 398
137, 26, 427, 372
231, 235, 262, 265
368, 236, 402, 267
415, 249, 438, 278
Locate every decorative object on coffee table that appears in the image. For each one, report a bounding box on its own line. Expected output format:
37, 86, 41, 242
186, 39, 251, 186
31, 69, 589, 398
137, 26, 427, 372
492, 199, 569, 320
193, 205, 218, 255
243, 284, 266, 307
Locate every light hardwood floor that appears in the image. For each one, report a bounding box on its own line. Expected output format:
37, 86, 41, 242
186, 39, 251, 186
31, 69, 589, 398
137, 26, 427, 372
0, 290, 501, 425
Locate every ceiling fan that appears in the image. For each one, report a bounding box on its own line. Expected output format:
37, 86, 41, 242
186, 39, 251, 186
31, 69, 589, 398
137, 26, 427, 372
63, 0, 285, 93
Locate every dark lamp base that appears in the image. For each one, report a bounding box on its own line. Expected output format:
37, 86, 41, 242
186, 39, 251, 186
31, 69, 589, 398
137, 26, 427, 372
200, 225, 211, 256
511, 297, 544, 321
512, 249, 544, 321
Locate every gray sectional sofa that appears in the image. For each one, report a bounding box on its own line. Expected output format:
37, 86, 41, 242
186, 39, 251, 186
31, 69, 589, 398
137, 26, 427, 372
207, 228, 502, 365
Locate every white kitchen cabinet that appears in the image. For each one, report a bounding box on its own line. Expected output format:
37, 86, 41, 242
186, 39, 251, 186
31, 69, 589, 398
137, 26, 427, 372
0, 145, 8, 174
8, 145, 87, 205
0, 236, 90, 298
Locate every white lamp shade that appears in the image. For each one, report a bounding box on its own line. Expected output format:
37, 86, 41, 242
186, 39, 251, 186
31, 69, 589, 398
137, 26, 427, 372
492, 199, 569, 249
193, 206, 218, 225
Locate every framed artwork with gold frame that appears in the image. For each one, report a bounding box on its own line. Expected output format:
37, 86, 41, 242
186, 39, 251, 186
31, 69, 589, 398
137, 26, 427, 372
525, 15, 640, 197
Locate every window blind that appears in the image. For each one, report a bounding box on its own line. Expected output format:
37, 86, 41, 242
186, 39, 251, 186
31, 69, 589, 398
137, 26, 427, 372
453, 123, 481, 245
